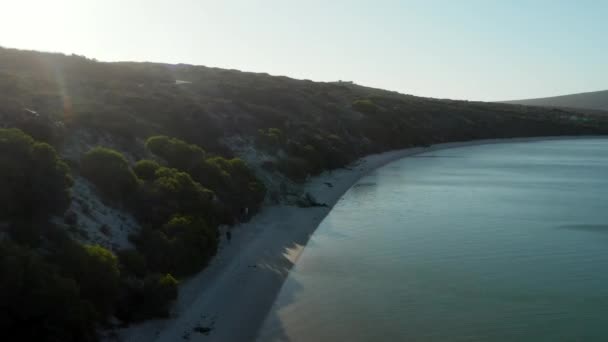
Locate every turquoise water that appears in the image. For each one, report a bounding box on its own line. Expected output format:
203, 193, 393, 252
257, 139, 608, 342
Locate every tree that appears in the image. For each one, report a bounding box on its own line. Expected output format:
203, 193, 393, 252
352, 98, 378, 114
134, 215, 217, 277
0, 128, 73, 220
115, 273, 178, 321
117, 249, 147, 278
80, 245, 121, 318
0, 242, 97, 342
145, 135, 206, 171
145, 135, 266, 221
257, 127, 285, 150
80, 147, 139, 202
133, 159, 160, 181
134, 166, 215, 227
51, 241, 121, 320
162, 215, 218, 275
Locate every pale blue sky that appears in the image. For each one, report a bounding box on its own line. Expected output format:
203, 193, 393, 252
1, 0, 606, 101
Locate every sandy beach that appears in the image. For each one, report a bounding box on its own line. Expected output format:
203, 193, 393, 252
112, 136, 604, 342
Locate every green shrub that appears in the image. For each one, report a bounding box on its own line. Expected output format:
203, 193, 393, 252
352, 98, 378, 114
117, 249, 147, 278
51, 241, 121, 319
142, 273, 178, 317
134, 215, 217, 277
81, 147, 139, 201
257, 127, 284, 149
133, 159, 160, 181
116, 273, 178, 321
134, 167, 215, 227
198, 157, 266, 219
146, 135, 206, 171
0, 128, 73, 220
81, 245, 121, 318
146, 136, 266, 221
0, 242, 97, 341
162, 215, 218, 274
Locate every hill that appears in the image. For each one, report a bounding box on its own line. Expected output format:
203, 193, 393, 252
1, 46, 608, 341
503, 89, 608, 111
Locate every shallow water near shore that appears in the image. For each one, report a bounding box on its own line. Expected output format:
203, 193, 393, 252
257, 139, 608, 341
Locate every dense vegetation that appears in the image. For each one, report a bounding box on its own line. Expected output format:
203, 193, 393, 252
1, 47, 608, 341
2, 47, 607, 183
0, 130, 182, 341
146, 135, 266, 220
0, 128, 72, 220
81, 147, 139, 202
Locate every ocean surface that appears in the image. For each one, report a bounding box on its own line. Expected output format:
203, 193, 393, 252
257, 139, 608, 342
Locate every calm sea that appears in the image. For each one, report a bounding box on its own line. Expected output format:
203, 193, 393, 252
257, 139, 608, 342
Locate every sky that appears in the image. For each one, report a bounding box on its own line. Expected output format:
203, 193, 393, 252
0, 0, 606, 101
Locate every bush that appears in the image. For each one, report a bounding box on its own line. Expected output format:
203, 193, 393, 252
81, 245, 121, 317
115, 273, 178, 321
201, 157, 266, 214
81, 147, 139, 202
133, 159, 160, 181
51, 241, 121, 319
117, 249, 147, 278
140, 273, 178, 317
352, 99, 378, 114
257, 127, 284, 149
134, 166, 215, 227
145, 135, 206, 171
134, 215, 217, 277
162, 215, 218, 274
0, 128, 73, 220
146, 136, 266, 221
0, 242, 97, 342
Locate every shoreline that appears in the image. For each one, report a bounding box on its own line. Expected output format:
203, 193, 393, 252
113, 135, 607, 342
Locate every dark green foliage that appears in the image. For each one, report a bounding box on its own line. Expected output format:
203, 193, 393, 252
133, 159, 161, 181
146, 135, 206, 171
0, 242, 97, 342
80, 245, 121, 317
201, 157, 266, 218
257, 127, 285, 150
81, 147, 139, 201
116, 273, 178, 321
117, 249, 147, 278
129, 164, 219, 278
2, 46, 607, 184
50, 241, 121, 319
0, 128, 73, 219
138, 273, 178, 318
134, 216, 217, 276
264, 129, 355, 182
134, 166, 215, 227
352, 98, 378, 114
146, 136, 266, 221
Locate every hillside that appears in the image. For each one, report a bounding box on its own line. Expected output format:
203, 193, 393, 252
2, 47, 607, 162
2, 46, 608, 341
504, 89, 608, 111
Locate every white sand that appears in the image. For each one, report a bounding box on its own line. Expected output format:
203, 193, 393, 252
113, 136, 604, 342
57, 177, 139, 252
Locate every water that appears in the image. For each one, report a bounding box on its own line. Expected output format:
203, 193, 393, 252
257, 139, 608, 342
